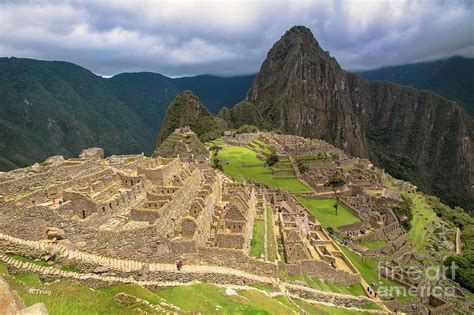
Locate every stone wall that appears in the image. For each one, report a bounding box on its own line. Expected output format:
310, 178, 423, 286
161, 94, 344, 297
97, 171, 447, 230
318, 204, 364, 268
137, 158, 181, 185
154, 168, 203, 238
197, 247, 278, 277
280, 259, 360, 286
192, 172, 221, 246
285, 283, 372, 308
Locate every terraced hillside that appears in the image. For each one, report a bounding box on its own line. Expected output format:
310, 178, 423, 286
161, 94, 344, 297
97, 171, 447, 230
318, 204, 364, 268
154, 131, 208, 158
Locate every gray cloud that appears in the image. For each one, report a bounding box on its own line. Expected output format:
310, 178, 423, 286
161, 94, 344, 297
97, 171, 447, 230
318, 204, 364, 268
0, 0, 472, 77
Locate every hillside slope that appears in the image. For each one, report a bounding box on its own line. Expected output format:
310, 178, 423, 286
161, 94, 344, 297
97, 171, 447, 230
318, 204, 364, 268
155, 91, 223, 146
0, 57, 154, 169
0, 59, 252, 170
243, 26, 473, 211
360, 57, 474, 116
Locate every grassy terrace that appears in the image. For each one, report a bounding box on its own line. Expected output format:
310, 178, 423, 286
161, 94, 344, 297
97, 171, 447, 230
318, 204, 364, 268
287, 274, 366, 297
250, 139, 272, 154
339, 246, 416, 303
266, 207, 278, 261
1, 262, 300, 314
297, 197, 360, 230
250, 219, 265, 258
407, 193, 437, 251
360, 240, 386, 250
294, 298, 374, 315
217, 146, 310, 192
1, 257, 377, 315
156, 283, 296, 314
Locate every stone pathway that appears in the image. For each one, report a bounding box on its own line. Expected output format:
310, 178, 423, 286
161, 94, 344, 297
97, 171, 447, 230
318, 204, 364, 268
0, 232, 383, 311
0, 254, 387, 314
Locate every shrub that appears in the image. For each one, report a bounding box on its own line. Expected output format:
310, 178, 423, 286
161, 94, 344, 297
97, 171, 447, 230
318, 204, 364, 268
265, 152, 279, 167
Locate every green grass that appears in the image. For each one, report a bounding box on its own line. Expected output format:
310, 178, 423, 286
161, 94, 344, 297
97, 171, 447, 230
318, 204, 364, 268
2, 268, 306, 315
361, 303, 384, 310
286, 274, 366, 297
60, 264, 79, 272
339, 246, 416, 303
274, 295, 300, 313
250, 219, 265, 258
6, 254, 55, 268
360, 240, 386, 250
294, 298, 372, 314
0, 262, 7, 274
297, 197, 360, 229
266, 207, 278, 261
407, 193, 437, 251
250, 283, 273, 292
251, 139, 272, 154
217, 146, 310, 192
156, 283, 295, 314
6, 276, 163, 314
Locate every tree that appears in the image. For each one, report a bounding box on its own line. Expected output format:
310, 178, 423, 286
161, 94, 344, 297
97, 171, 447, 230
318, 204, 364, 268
265, 152, 279, 167
209, 145, 222, 157
325, 176, 346, 215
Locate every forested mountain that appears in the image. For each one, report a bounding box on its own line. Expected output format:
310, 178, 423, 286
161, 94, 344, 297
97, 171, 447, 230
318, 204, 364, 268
360, 56, 474, 115
0, 57, 154, 170
155, 91, 223, 146
0, 58, 252, 170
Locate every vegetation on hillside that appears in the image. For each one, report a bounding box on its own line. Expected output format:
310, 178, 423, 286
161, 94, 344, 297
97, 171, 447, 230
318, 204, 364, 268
360, 56, 474, 116
423, 195, 474, 291
0, 58, 252, 171
391, 197, 413, 230
219, 101, 266, 129
155, 91, 224, 146
0, 57, 155, 169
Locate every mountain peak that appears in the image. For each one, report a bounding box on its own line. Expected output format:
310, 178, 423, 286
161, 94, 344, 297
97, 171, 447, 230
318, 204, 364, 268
275, 25, 321, 51
285, 25, 315, 38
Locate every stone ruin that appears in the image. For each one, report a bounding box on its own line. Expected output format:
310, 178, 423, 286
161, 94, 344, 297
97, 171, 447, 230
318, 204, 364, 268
2, 133, 460, 313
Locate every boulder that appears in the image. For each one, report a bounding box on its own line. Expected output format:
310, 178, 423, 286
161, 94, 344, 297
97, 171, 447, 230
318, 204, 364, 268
93, 265, 110, 274
19, 303, 49, 315
224, 288, 237, 296
79, 147, 104, 160
31, 163, 41, 171
45, 155, 65, 166
45, 227, 65, 240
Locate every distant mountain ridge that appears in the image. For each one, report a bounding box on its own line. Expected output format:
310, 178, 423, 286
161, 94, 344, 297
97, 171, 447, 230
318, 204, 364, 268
359, 56, 474, 116
0, 57, 252, 170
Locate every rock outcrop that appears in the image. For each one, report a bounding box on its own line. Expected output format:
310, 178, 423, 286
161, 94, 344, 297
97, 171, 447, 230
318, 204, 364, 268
243, 26, 473, 211
0, 275, 48, 314
246, 26, 369, 158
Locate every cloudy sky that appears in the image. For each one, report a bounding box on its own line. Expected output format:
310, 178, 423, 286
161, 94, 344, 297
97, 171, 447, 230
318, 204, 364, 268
0, 0, 472, 77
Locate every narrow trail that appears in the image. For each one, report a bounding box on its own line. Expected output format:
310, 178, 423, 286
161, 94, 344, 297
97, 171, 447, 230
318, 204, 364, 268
0, 232, 385, 312
0, 254, 387, 314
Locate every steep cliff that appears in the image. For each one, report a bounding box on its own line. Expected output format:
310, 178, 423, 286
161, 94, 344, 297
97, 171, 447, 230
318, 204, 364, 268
245, 26, 473, 211
246, 26, 368, 158
360, 56, 474, 116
